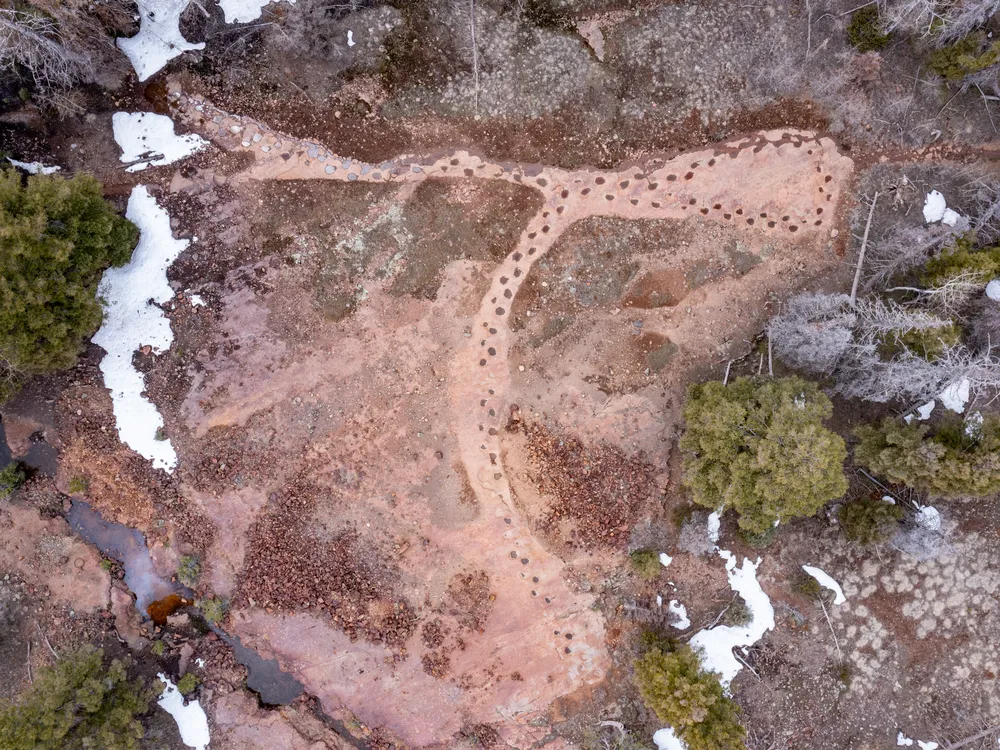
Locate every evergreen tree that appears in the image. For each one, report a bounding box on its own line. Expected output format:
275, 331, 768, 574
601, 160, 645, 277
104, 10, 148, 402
680, 376, 848, 534
0, 646, 155, 750
0, 168, 136, 397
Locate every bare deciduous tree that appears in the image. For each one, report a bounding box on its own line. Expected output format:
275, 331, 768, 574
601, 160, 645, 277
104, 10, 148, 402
0, 8, 93, 95
863, 221, 965, 291
883, 0, 1000, 46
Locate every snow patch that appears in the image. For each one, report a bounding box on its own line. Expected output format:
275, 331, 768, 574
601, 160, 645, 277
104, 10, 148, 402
916, 400, 935, 421
7, 158, 60, 174
942, 208, 961, 226
189, 294, 206, 307
707, 511, 721, 544
923, 191, 947, 223
939, 377, 970, 413
668, 599, 690, 629
348, 30, 356, 47
986, 278, 1000, 301
689, 552, 775, 686
653, 727, 687, 750
659, 552, 673, 567
113, 112, 207, 172
157, 674, 210, 750
802, 565, 846, 604
118, 0, 205, 82
882, 495, 896, 505
92, 187, 184, 472
896, 732, 938, 749
915, 504, 941, 532
218, 0, 295, 23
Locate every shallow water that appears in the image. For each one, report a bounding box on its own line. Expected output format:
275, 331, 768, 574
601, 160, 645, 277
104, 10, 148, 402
212, 626, 304, 705
66, 499, 181, 616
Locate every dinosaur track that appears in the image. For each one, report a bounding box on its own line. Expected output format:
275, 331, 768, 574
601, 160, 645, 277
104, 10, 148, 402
169, 88, 854, 696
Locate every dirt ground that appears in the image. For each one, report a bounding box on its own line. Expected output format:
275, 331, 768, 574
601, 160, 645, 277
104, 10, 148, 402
4, 0, 1000, 748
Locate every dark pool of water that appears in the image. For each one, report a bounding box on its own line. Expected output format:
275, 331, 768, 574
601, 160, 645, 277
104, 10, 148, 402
0, 422, 11, 468
66, 500, 182, 616
21, 434, 58, 477
212, 626, 304, 706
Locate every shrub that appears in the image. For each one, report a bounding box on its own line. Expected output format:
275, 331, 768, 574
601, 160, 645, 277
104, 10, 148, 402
921, 241, 1000, 287
855, 416, 1000, 497
150, 640, 165, 656
0, 461, 25, 498
177, 555, 200, 587
0, 645, 154, 750
633, 645, 745, 750
680, 377, 848, 535
847, 6, 891, 52
722, 596, 753, 627
67, 475, 88, 494
838, 497, 904, 544
176, 673, 199, 696
197, 596, 228, 624
629, 548, 661, 581
897, 323, 963, 361
928, 33, 1000, 81
0, 168, 137, 399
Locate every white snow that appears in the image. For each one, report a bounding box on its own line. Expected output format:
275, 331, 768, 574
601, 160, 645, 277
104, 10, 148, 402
915, 504, 941, 532
653, 727, 687, 750
157, 674, 210, 750
897, 732, 938, 749
659, 552, 673, 567
923, 191, 947, 223
668, 599, 690, 629
942, 208, 961, 226
689, 551, 775, 686
7, 158, 60, 174
117, 0, 205, 82
92, 187, 184, 472
802, 565, 846, 605
656, 594, 663, 607
882, 495, 896, 505
112, 112, 207, 172
916, 400, 935, 421
987, 278, 1000, 301
347, 30, 356, 47
939, 377, 970, 413
189, 294, 206, 307
706, 511, 721, 544
218, 0, 295, 23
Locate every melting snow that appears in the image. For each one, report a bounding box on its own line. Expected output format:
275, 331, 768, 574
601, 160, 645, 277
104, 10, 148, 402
348, 30, 356, 47
942, 208, 961, 226
939, 378, 970, 413
7, 158, 60, 174
915, 504, 941, 532
689, 551, 775, 686
916, 400, 935, 420
118, 0, 205, 81
896, 732, 938, 749
113, 112, 207, 172
218, 0, 295, 23
987, 279, 1000, 301
158, 674, 210, 750
882, 495, 896, 504
668, 599, 690, 629
923, 191, 947, 223
92, 187, 184, 472
653, 727, 687, 750
659, 552, 673, 567
802, 565, 846, 604
189, 294, 206, 307
707, 511, 721, 544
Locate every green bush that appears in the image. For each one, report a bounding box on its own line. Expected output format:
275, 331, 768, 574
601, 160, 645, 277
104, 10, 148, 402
150, 640, 165, 656
847, 6, 890, 52
897, 323, 962, 361
633, 645, 745, 750
198, 596, 228, 624
855, 416, 1000, 497
0, 169, 137, 398
0, 461, 26, 498
68, 476, 88, 494
921, 240, 1000, 287
722, 596, 753, 627
929, 33, 1000, 81
177, 555, 200, 587
680, 377, 848, 535
0, 645, 154, 750
838, 497, 904, 544
176, 673, 199, 696
629, 548, 661, 581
